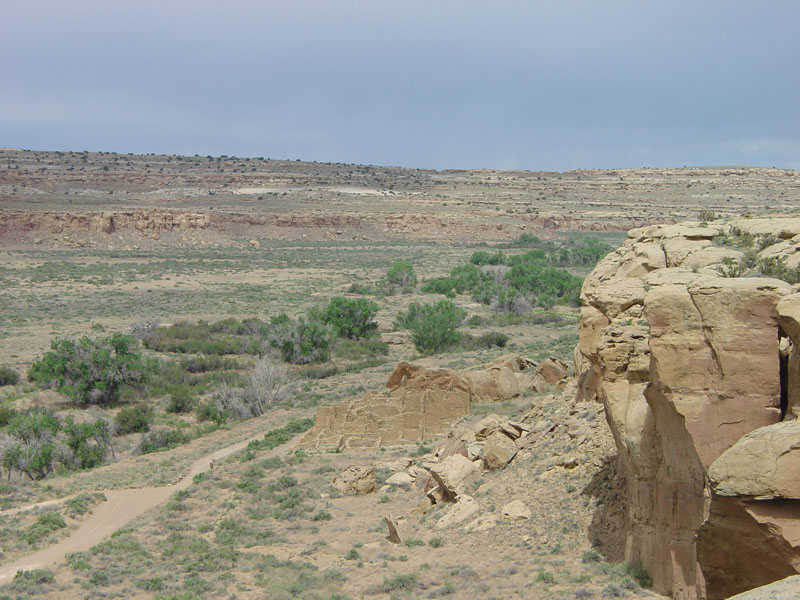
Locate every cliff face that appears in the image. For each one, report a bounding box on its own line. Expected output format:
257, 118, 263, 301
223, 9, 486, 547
576, 216, 800, 599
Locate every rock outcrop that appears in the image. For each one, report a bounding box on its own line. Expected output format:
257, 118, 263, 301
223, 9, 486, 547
576, 216, 800, 599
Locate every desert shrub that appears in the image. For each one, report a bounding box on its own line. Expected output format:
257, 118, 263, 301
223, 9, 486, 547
332, 336, 389, 360
420, 277, 456, 297
506, 254, 583, 306
397, 299, 466, 354
297, 363, 340, 379
179, 354, 242, 373
114, 405, 153, 434
0, 403, 17, 427
368, 573, 418, 593
459, 331, 510, 350
195, 401, 228, 425
212, 356, 297, 419
0, 366, 20, 386
28, 334, 153, 406
24, 512, 67, 545
130, 318, 160, 342
322, 297, 379, 340
506, 232, 545, 248
10, 568, 55, 588
66, 492, 103, 517
535, 570, 555, 584
266, 311, 333, 364
386, 260, 417, 292
166, 388, 196, 414
757, 233, 778, 251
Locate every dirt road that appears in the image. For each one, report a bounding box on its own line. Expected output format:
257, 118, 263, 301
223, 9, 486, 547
0, 432, 299, 583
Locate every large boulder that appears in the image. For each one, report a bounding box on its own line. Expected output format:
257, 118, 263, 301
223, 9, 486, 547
483, 430, 518, 470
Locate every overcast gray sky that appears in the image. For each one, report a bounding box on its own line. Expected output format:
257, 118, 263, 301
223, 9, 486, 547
2, 1, 798, 171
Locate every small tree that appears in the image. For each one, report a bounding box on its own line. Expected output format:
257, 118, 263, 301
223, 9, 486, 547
2, 410, 61, 480
398, 299, 466, 354
322, 297, 379, 339
62, 416, 114, 469
386, 260, 417, 293
28, 334, 154, 406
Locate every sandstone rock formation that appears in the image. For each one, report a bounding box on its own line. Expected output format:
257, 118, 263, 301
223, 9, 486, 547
300, 356, 537, 448
576, 216, 800, 599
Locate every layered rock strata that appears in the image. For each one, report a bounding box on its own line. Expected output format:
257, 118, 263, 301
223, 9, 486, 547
576, 216, 800, 599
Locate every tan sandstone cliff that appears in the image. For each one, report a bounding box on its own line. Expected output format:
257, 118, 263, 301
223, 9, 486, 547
576, 216, 800, 599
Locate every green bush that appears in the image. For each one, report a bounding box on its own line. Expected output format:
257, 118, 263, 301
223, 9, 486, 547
3, 409, 61, 480
166, 388, 196, 413
63, 416, 113, 470
470, 250, 505, 265
29, 334, 154, 406
195, 401, 228, 425
386, 260, 417, 292
397, 300, 466, 354
114, 405, 153, 434
322, 297, 379, 340
0, 365, 20, 386
138, 429, 192, 455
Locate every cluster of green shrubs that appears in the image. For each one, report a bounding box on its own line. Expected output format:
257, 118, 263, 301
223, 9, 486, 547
1, 409, 113, 480
141, 296, 381, 367
421, 246, 586, 311
395, 299, 508, 354
498, 233, 613, 266
28, 334, 155, 406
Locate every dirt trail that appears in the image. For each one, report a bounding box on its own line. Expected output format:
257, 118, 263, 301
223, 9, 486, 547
0, 431, 300, 583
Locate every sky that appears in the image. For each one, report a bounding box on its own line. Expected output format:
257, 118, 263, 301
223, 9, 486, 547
1, 1, 798, 171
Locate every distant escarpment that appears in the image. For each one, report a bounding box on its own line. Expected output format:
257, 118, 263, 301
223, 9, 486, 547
576, 215, 800, 599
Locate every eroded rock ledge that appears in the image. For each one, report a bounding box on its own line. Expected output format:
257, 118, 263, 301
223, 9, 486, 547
576, 216, 800, 599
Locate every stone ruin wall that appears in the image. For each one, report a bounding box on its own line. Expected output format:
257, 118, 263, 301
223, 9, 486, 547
576, 216, 800, 599
300, 355, 565, 450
